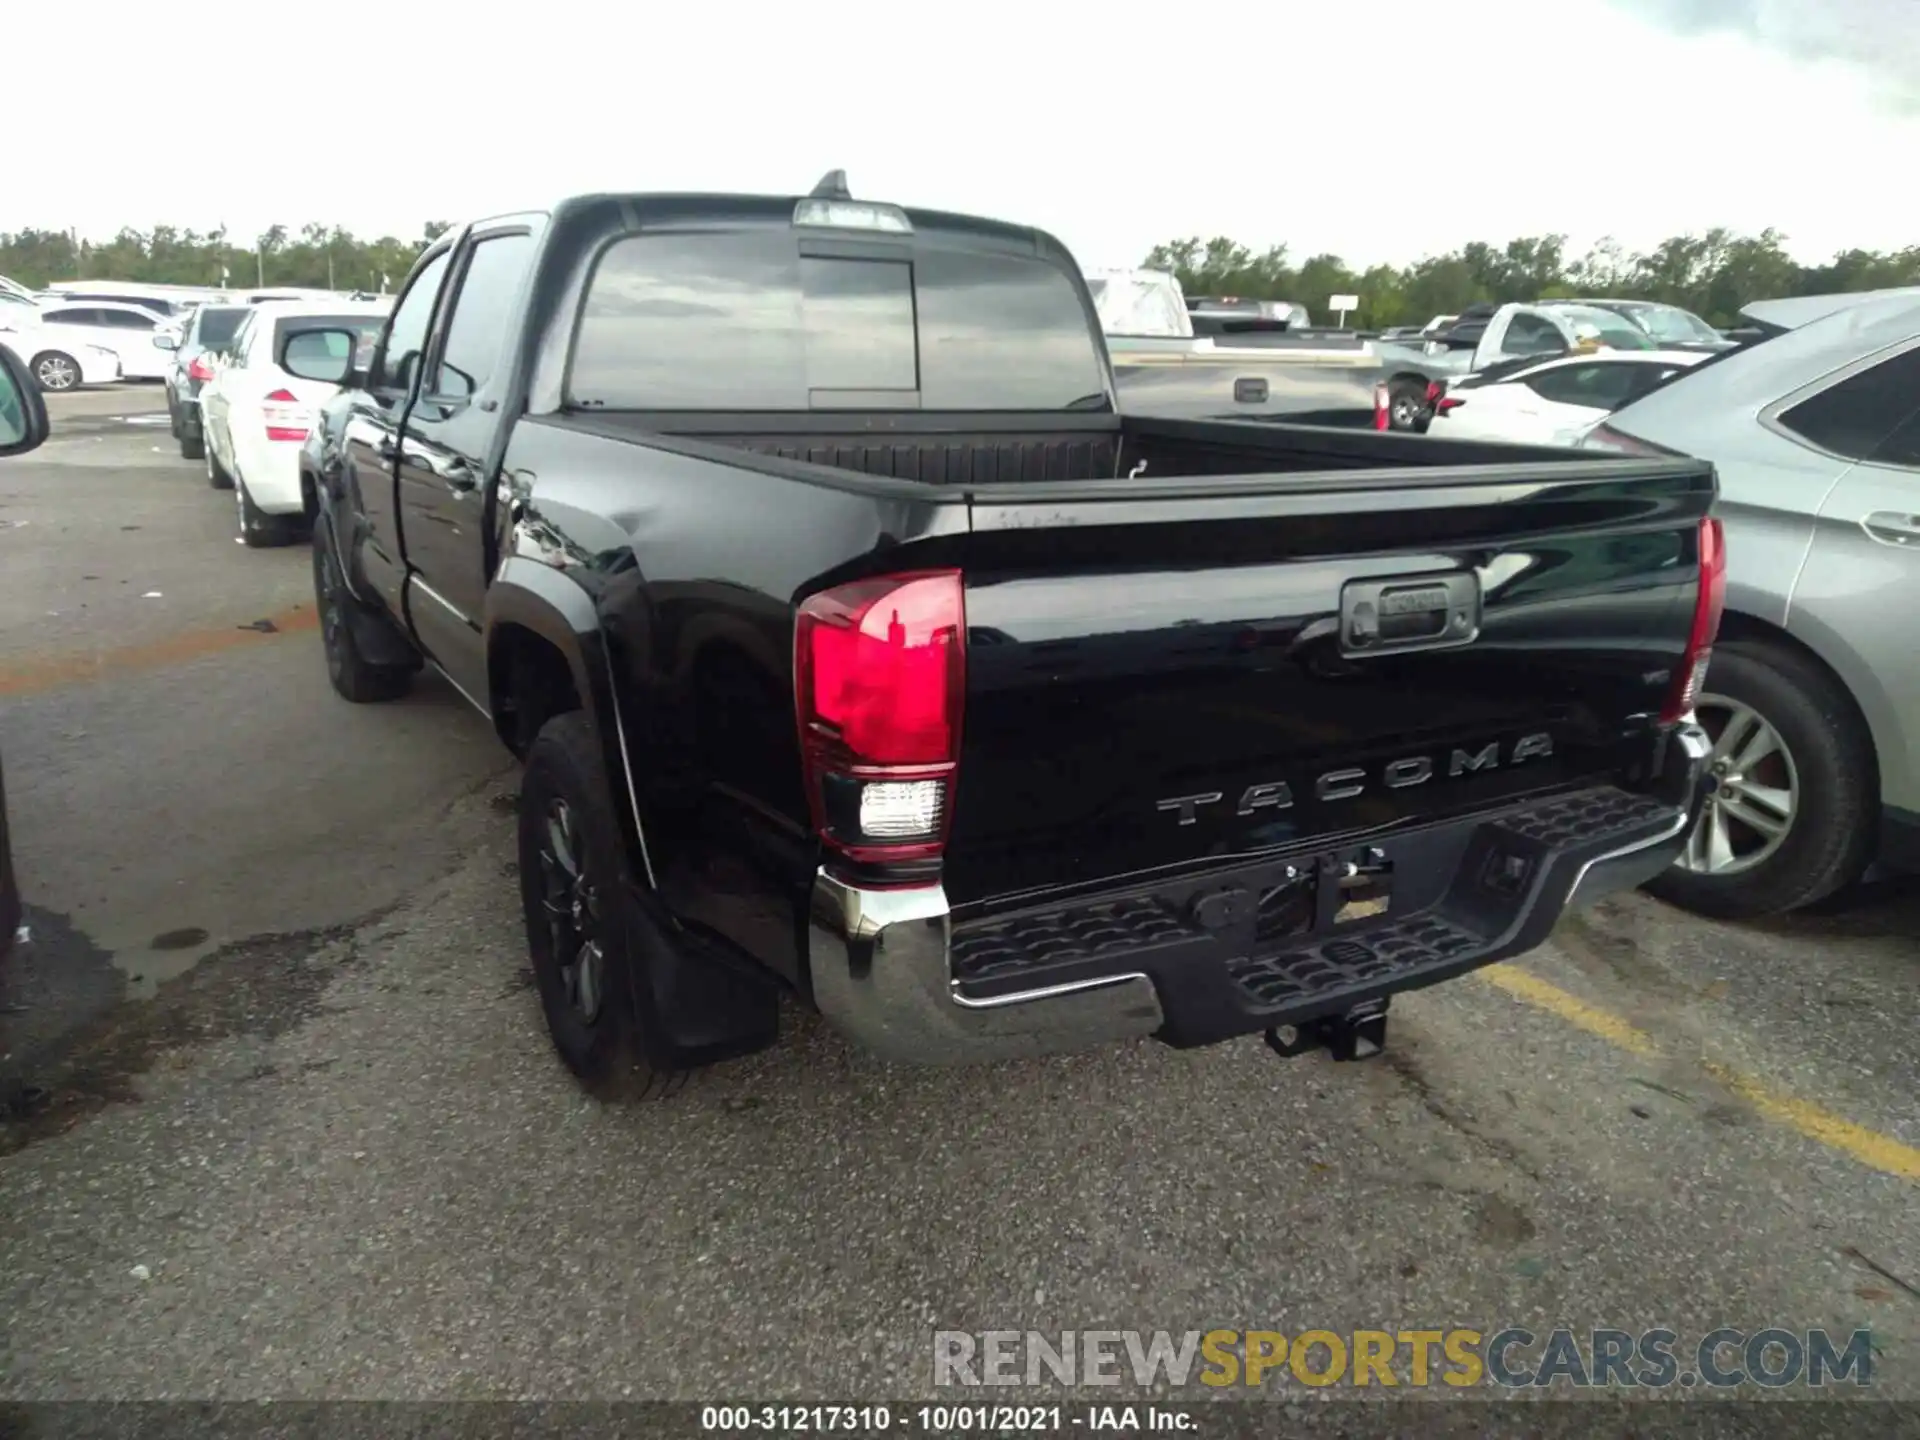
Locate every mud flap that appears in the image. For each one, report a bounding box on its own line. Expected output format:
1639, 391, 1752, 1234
626, 882, 781, 1069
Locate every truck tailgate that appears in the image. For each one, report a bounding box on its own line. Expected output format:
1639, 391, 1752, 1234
942, 460, 1715, 910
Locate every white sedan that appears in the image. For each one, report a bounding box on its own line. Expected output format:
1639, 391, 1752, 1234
0, 314, 124, 391
30, 300, 177, 381
1429, 349, 1708, 446
199, 298, 390, 547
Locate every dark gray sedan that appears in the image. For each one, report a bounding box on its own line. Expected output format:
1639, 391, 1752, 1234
158, 303, 251, 461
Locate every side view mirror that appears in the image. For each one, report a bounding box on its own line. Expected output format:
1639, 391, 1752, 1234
281, 326, 357, 385
0, 344, 52, 457
153, 332, 179, 351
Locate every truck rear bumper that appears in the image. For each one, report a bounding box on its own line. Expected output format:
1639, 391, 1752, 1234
808, 724, 1710, 1066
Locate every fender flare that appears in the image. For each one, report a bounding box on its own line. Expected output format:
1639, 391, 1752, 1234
486, 558, 656, 888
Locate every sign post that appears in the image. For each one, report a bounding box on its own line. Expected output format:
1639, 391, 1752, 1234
1330, 293, 1360, 328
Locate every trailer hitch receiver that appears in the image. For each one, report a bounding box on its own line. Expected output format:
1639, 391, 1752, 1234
1266, 997, 1390, 1062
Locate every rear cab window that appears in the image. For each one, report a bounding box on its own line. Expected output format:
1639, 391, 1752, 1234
567, 222, 1109, 412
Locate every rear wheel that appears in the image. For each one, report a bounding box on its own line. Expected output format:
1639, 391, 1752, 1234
235, 474, 301, 548
205, 435, 234, 490
311, 524, 414, 703
31, 352, 80, 393
519, 712, 675, 1099
1645, 640, 1877, 919
1387, 377, 1430, 432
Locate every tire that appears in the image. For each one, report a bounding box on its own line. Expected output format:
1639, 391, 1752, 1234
235, 474, 301, 548
519, 712, 676, 1098
205, 435, 234, 490
179, 427, 204, 461
311, 525, 414, 703
1644, 639, 1877, 920
1387, 377, 1430, 432
167, 395, 181, 439
31, 351, 81, 393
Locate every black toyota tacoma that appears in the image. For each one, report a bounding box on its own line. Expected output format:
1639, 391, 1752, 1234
289, 173, 1720, 1089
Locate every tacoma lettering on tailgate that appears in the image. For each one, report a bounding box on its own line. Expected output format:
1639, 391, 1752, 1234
1155, 732, 1554, 826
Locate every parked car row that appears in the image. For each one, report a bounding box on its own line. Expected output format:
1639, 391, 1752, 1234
1419, 290, 1920, 920
0, 279, 382, 394
1081, 275, 1735, 435
159, 298, 392, 545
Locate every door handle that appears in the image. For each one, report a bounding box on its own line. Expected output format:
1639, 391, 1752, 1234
1863, 511, 1920, 546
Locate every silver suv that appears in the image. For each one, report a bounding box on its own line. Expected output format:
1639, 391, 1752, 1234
1582, 291, 1920, 918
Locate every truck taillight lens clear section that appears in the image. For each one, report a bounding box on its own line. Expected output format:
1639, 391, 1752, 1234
1662, 516, 1725, 724
795, 570, 965, 871
1372, 383, 1391, 430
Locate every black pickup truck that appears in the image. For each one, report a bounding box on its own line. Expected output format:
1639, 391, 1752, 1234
287, 174, 1721, 1091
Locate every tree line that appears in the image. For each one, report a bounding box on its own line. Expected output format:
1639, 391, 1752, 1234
1143, 231, 1920, 329
0, 224, 452, 295
4, 222, 1916, 329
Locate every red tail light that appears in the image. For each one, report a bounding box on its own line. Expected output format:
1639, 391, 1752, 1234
1372, 383, 1391, 430
1436, 396, 1464, 415
187, 355, 213, 382
1661, 517, 1726, 723
1425, 381, 1443, 404
262, 387, 310, 443
795, 570, 965, 874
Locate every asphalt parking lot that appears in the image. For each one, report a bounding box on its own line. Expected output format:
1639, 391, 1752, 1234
1, 385, 1916, 1410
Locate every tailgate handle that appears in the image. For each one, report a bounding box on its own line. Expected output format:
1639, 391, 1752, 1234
1339, 572, 1482, 657
1234, 376, 1269, 403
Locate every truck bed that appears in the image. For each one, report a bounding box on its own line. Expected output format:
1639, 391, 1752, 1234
525, 405, 1714, 916
546, 410, 1632, 489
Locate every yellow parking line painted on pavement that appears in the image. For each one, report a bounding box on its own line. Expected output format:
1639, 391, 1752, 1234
1700, 1061, 1920, 1183
1476, 962, 1659, 1057
1472, 964, 1920, 1183
0, 603, 319, 699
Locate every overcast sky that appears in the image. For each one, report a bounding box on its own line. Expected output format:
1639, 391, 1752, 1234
14, 0, 1919, 270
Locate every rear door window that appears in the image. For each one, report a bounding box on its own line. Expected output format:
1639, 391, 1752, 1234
194, 308, 248, 350
569, 229, 1108, 411
1502, 313, 1565, 357
1525, 361, 1645, 410
1775, 345, 1920, 462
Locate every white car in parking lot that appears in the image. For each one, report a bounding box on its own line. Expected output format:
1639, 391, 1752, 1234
0, 312, 124, 391
1431, 350, 1708, 446
199, 298, 390, 547
29, 300, 176, 381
